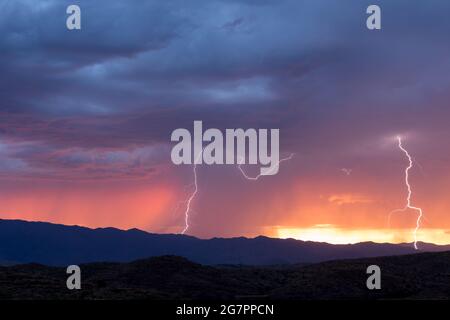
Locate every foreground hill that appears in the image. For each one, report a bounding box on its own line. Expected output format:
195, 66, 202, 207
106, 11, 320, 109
1, 219, 450, 266
0, 251, 449, 300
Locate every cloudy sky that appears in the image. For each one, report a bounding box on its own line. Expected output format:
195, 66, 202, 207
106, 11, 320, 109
1, 0, 450, 244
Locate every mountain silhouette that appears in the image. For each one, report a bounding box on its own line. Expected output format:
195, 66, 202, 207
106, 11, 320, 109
1, 219, 449, 266
1, 252, 450, 299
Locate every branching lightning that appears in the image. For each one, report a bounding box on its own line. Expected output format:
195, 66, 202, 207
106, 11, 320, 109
237, 153, 294, 180
180, 152, 294, 234
390, 136, 423, 250
180, 150, 202, 235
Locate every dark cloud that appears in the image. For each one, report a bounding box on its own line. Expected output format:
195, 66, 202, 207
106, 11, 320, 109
1, 0, 450, 183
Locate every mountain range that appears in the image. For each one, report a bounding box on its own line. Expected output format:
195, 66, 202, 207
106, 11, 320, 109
1, 219, 450, 266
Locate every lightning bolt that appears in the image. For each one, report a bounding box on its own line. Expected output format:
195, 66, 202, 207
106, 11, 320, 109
390, 136, 423, 250
180, 149, 202, 235
237, 153, 294, 180
180, 151, 294, 234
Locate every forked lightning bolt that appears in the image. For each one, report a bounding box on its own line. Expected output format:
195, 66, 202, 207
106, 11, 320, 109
180, 150, 202, 234
390, 136, 423, 250
237, 153, 295, 180
180, 152, 294, 234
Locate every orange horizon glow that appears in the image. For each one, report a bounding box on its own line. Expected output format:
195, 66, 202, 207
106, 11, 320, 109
0, 185, 175, 231
1, 209, 450, 245
277, 225, 450, 245
1, 157, 450, 245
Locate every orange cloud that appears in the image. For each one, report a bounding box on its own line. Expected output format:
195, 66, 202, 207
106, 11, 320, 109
328, 193, 373, 206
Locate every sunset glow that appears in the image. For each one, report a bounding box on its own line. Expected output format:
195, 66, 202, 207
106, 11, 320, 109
277, 226, 450, 245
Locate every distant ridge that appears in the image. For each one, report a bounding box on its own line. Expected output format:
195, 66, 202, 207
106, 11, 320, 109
2, 252, 450, 299
1, 219, 449, 266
